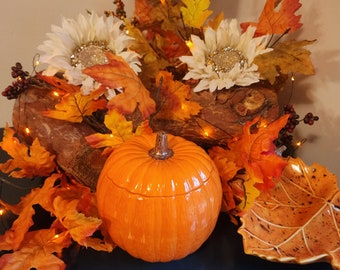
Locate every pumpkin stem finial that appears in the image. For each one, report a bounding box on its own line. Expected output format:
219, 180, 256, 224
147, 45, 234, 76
149, 131, 174, 160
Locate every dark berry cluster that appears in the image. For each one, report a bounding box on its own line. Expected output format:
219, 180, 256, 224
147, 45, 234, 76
105, 0, 126, 19
2, 62, 32, 99
275, 104, 319, 157
283, 104, 319, 133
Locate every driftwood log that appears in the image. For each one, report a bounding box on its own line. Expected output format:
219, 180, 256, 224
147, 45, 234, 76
12, 84, 279, 190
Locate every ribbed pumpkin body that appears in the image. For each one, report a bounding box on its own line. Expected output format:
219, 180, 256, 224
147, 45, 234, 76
96, 133, 222, 262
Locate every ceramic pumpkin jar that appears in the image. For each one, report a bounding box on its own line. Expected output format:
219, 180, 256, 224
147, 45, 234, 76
96, 131, 222, 262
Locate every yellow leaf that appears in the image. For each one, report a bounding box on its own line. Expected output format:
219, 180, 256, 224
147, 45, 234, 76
85, 110, 152, 150
181, 0, 213, 29
42, 91, 107, 123
255, 40, 316, 84
0, 125, 56, 178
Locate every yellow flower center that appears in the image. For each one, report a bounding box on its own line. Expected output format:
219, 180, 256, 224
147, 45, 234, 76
207, 47, 247, 73
71, 41, 111, 68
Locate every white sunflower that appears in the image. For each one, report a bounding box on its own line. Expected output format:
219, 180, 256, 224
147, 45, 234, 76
38, 12, 140, 95
179, 19, 272, 92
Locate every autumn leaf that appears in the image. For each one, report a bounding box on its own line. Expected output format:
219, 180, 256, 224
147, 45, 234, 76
124, 21, 168, 86
154, 71, 202, 121
0, 124, 56, 178
229, 114, 289, 191
255, 39, 315, 84
42, 91, 107, 123
0, 229, 69, 270
161, 30, 191, 60
85, 110, 152, 152
0, 174, 60, 251
209, 115, 289, 212
181, 0, 213, 29
206, 12, 225, 30
134, 0, 183, 32
37, 73, 80, 94
238, 157, 340, 270
83, 53, 156, 119
52, 197, 103, 249
209, 146, 242, 212
240, 0, 303, 36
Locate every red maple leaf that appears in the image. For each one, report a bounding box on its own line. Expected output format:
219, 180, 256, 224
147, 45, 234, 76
229, 114, 289, 191
240, 0, 303, 37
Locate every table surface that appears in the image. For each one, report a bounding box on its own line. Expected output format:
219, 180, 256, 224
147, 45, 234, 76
0, 128, 334, 270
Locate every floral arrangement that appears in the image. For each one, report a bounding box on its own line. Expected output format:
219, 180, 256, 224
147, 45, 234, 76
0, 0, 338, 269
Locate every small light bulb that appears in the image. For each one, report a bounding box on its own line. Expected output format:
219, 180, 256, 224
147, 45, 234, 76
25, 127, 30, 135
0, 208, 5, 216
186, 40, 193, 49
52, 91, 60, 97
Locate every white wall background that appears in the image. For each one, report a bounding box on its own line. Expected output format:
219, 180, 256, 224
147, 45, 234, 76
1, 0, 339, 176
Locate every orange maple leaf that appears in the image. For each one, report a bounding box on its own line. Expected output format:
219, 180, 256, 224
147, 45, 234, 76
83, 52, 156, 119
0, 125, 56, 178
240, 0, 303, 37
154, 71, 202, 121
0, 229, 70, 270
37, 73, 81, 94
161, 30, 191, 60
230, 114, 289, 191
42, 91, 107, 123
0, 174, 60, 251
209, 146, 241, 212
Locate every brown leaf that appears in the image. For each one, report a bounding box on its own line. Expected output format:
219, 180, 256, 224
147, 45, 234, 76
238, 157, 340, 269
254, 40, 316, 84
154, 71, 202, 121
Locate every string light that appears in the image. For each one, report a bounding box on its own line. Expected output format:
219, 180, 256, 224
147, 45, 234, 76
52, 91, 60, 97
186, 40, 193, 49
25, 127, 30, 135
295, 138, 307, 148
32, 53, 40, 73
